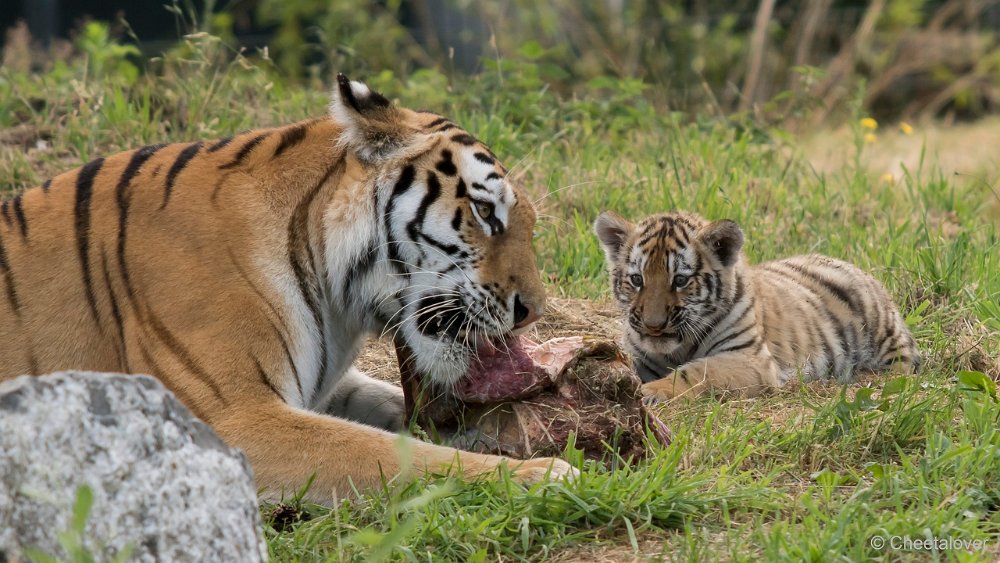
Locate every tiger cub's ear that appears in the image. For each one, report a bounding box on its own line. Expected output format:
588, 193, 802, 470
594, 211, 634, 266
330, 73, 412, 163
699, 220, 744, 267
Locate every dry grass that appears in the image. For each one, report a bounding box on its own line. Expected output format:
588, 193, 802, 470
805, 117, 1000, 189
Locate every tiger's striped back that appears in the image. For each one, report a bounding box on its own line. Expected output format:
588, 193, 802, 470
753, 254, 919, 380
0, 118, 343, 410
595, 210, 919, 399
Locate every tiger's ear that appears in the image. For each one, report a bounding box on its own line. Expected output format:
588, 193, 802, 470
330, 74, 412, 163
594, 211, 634, 266
699, 220, 744, 267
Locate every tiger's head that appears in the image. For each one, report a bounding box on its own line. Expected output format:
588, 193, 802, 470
594, 210, 745, 357
328, 75, 545, 386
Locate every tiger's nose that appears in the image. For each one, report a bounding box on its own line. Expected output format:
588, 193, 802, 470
513, 294, 542, 329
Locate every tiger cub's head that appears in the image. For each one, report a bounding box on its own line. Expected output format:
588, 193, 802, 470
594, 211, 745, 356
330, 76, 545, 385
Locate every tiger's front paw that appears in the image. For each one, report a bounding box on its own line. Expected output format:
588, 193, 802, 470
509, 457, 579, 484
640, 380, 678, 405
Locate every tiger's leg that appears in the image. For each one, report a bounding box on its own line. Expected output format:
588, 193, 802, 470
641, 349, 782, 402
212, 396, 576, 503
322, 366, 405, 431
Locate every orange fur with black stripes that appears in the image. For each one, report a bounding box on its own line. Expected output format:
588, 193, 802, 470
0, 75, 575, 502
595, 211, 920, 401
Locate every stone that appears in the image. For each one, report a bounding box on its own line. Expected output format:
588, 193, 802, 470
0, 372, 267, 562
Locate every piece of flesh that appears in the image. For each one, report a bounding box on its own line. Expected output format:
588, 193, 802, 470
395, 335, 671, 463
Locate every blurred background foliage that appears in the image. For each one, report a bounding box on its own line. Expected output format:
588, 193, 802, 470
4, 0, 1000, 128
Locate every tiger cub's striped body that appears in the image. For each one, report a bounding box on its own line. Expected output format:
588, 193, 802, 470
595, 211, 920, 400
0, 76, 574, 502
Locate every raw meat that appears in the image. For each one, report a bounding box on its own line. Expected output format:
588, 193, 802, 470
395, 336, 671, 463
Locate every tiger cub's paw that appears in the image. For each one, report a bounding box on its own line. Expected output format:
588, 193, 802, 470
640, 380, 679, 405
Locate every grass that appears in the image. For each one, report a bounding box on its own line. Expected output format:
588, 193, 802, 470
2, 34, 998, 561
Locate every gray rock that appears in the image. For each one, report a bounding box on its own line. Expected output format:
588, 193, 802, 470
0, 372, 267, 562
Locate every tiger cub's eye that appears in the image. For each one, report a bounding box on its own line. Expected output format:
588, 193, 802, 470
629, 274, 644, 288
673, 274, 690, 289
475, 202, 493, 219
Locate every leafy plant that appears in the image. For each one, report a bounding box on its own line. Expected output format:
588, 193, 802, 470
76, 21, 141, 85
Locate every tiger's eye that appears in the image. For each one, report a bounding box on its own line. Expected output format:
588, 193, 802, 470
673, 274, 690, 288
629, 274, 643, 288
476, 202, 492, 219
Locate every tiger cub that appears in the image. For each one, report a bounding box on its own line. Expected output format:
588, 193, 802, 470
594, 210, 920, 400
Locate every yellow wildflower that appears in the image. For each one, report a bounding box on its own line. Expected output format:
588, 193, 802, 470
864, 132, 877, 143
880, 173, 895, 184
899, 122, 913, 135
860, 117, 878, 130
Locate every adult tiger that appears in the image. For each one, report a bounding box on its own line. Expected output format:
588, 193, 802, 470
0, 75, 575, 501
595, 210, 920, 400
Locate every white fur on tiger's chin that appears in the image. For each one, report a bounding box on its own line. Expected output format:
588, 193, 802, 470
402, 328, 474, 388
394, 326, 514, 389
630, 332, 683, 356
395, 320, 535, 390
